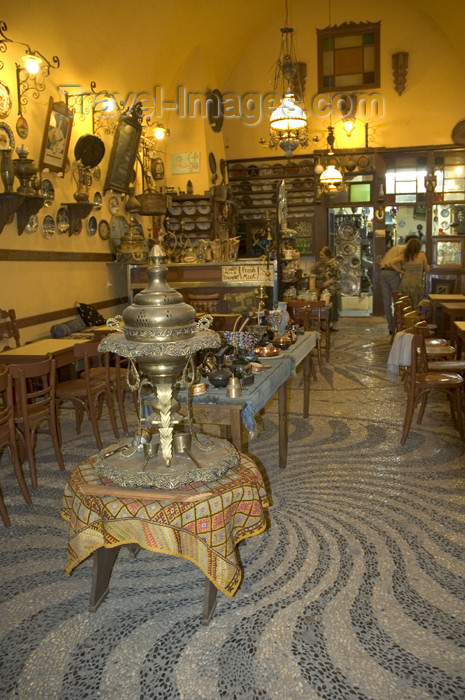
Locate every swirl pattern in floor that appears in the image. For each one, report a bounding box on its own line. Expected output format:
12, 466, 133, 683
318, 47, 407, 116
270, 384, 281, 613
1, 317, 464, 699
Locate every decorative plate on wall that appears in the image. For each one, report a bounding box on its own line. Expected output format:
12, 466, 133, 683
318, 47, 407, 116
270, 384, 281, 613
109, 196, 119, 215
87, 216, 97, 236
41, 179, 55, 207
93, 191, 103, 210
57, 207, 69, 234
42, 215, 55, 238
0, 121, 14, 151
25, 214, 38, 234
16, 116, 28, 139
98, 219, 110, 241
337, 221, 358, 240
0, 81, 12, 118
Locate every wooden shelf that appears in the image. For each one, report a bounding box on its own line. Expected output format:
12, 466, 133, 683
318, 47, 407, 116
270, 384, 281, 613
0, 192, 45, 235
61, 202, 94, 237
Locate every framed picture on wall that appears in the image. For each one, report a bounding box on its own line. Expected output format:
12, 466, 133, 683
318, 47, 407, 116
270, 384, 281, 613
432, 236, 465, 268
38, 97, 73, 174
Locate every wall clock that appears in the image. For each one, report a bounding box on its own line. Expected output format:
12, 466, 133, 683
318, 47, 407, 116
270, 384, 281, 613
206, 89, 223, 133
452, 120, 465, 146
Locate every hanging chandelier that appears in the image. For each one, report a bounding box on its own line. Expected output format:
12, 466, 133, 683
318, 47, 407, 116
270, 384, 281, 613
263, 3, 309, 156
319, 125, 344, 192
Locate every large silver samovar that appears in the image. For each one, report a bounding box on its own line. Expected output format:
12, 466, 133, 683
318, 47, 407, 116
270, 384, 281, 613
97, 243, 239, 488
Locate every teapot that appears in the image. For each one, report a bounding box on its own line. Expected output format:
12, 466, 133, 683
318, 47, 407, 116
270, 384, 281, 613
206, 347, 233, 388
272, 334, 292, 350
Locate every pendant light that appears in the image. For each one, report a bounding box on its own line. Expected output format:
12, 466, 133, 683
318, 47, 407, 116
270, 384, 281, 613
265, 1, 309, 156
319, 125, 343, 191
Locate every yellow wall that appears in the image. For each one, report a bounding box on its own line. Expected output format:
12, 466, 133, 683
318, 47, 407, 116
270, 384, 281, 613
0, 0, 464, 338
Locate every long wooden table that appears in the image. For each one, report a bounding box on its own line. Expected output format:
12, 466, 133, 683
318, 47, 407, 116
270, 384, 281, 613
176, 331, 317, 469
428, 293, 465, 324
0, 337, 90, 369
439, 302, 465, 344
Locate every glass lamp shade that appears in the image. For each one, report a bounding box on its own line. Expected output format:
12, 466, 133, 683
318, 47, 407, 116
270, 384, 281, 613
320, 164, 343, 187
153, 126, 167, 140
22, 53, 42, 75
270, 94, 307, 131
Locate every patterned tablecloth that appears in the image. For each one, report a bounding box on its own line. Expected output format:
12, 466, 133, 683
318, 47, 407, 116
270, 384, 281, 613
61, 453, 270, 597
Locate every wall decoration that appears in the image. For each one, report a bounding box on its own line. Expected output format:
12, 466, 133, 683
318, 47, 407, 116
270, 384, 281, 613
171, 152, 200, 175
16, 116, 28, 139
0, 121, 14, 150
38, 97, 73, 174
0, 81, 12, 118
103, 105, 143, 194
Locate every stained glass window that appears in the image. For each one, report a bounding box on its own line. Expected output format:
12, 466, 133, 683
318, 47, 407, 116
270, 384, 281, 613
317, 22, 380, 93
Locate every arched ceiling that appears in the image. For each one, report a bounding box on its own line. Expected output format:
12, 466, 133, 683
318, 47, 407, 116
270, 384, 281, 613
3, 0, 465, 91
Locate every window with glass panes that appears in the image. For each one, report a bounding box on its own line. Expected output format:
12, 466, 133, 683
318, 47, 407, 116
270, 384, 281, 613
317, 22, 380, 93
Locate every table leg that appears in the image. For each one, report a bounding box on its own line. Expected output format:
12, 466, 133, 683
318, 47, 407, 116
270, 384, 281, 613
278, 380, 288, 469
325, 325, 331, 360
450, 315, 457, 347
229, 407, 243, 452
89, 546, 121, 612
201, 576, 218, 626
441, 311, 447, 340
303, 354, 310, 418
457, 333, 463, 360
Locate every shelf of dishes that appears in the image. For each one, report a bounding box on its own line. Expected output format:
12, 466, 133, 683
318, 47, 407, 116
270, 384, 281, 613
228, 159, 318, 180
432, 203, 465, 236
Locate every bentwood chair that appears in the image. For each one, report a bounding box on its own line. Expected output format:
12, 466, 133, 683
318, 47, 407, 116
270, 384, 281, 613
0, 308, 21, 350
56, 341, 119, 450
8, 355, 64, 489
287, 299, 330, 369
401, 332, 464, 444
0, 366, 32, 525
87, 353, 138, 433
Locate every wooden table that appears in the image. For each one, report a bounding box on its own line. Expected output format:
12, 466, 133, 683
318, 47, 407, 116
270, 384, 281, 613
0, 337, 90, 369
454, 321, 465, 359
177, 331, 317, 469
428, 294, 465, 324
439, 302, 465, 344
61, 452, 269, 625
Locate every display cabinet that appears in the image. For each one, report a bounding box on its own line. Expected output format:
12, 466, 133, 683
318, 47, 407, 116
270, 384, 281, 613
227, 155, 317, 258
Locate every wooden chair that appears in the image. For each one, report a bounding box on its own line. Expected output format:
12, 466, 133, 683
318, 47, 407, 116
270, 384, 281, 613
0, 366, 32, 525
0, 309, 20, 350
8, 355, 64, 489
88, 353, 138, 434
287, 300, 325, 377
56, 341, 119, 450
401, 332, 464, 444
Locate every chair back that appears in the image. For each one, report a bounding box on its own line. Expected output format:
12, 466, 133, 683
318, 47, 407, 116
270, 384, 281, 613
0, 309, 20, 350
287, 300, 325, 332
8, 355, 57, 429
74, 340, 112, 392
410, 332, 429, 379
0, 365, 15, 447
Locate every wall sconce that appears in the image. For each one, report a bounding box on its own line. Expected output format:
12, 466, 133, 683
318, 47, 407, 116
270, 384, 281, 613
392, 52, 409, 96
151, 122, 170, 140
341, 116, 356, 137
424, 168, 437, 193
91, 85, 119, 137
0, 20, 60, 115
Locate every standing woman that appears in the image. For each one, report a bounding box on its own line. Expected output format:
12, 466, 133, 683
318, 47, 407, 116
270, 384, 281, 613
389, 237, 430, 309
314, 246, 342, 330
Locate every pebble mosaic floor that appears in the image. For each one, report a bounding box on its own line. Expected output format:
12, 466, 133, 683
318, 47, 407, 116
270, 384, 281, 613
1, 316, 465, 699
